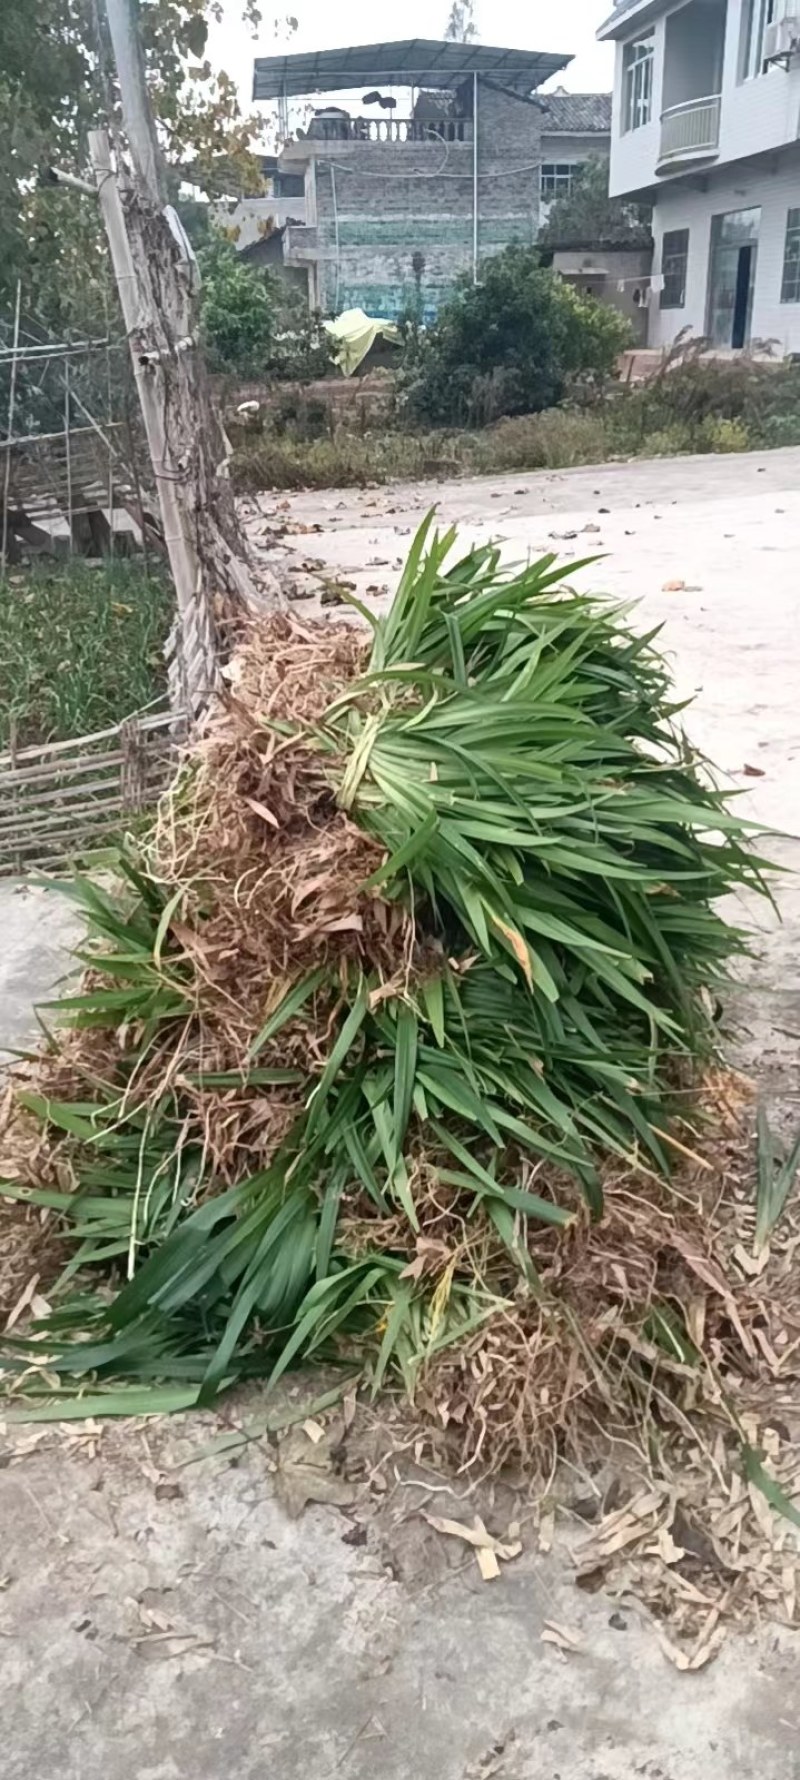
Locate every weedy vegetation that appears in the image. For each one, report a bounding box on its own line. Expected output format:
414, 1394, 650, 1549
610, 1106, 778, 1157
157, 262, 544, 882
0, 559, 172, 749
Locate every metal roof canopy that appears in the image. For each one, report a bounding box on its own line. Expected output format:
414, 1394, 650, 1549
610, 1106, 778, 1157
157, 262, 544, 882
252, 38, 571, 101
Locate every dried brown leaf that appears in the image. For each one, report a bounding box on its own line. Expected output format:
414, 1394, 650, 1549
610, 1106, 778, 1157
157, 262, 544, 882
541, 1620, 583, 1655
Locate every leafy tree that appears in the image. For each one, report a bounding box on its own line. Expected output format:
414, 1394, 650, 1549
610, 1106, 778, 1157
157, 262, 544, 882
539, 157, 652, 252
0, 0, 268, 327
198, 235, 334, 380
199, 235, 276, 372
401, 244, 632, 427
444, 1, 476, 41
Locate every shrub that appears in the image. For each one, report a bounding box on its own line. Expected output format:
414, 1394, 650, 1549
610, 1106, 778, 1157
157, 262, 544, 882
639, 423, 697, 458
199, 236, 335, 381
478, 408, 611, 471
228, 345, 800, 491
231, 429, 451, 490
698, 416, 750, 452
400, 245, 631, 427
269, 288, 337, 383
229, 408, 615, 491
758, 410, 800, 447
199, 235, 276, 375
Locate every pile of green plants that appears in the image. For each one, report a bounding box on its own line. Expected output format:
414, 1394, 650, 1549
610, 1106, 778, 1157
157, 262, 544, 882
0, 558, 172, 749
0, 521, 768, 1429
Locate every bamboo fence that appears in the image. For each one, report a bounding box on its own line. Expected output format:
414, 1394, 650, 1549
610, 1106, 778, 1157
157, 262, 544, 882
0, 303, 204, 869
0, 709, 185, 874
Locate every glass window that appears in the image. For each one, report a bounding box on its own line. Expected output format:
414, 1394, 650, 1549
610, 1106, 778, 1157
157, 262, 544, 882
660, 229, 689, 308
739, 0, 776, 79
622, 35, 654, 131
540, 163, 586, 198
781, 208, 800, 301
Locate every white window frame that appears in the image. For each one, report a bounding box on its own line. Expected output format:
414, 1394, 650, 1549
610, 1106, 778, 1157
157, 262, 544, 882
540, 162, 586, 199
660, 228, 689, 309
622, 34, 654, 132
739, 0, 777, 79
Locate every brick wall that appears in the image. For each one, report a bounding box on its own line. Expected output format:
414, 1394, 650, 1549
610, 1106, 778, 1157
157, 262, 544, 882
293, 82, 544, 318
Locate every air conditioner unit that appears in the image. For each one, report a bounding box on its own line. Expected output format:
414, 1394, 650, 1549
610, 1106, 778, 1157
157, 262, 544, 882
763, 15, 800, 61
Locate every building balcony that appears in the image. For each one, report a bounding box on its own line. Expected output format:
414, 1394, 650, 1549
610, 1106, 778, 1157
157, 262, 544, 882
283, 224, 318, 262
657, 94, 721, 170
303, 114, 473, 145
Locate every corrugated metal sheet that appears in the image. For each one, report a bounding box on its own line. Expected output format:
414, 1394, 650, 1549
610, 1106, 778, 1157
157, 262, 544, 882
253, 38, 569, 99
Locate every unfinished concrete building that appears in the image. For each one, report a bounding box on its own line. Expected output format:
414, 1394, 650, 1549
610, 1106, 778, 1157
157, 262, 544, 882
252, 39, 583, 320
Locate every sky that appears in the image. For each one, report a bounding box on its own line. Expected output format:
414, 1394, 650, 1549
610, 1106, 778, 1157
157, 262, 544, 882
206, 0, 616, 135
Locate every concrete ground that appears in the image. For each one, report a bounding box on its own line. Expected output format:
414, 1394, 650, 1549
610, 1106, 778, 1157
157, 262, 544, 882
2, 447, 800, 1779
0, 882, 81, 1061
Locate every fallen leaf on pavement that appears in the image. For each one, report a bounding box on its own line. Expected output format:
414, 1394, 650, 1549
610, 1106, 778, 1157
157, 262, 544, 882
276, 1427, 356, 1518
423, 1512, 522, 1580
538, 1508, 555, 1553
541, 1619, 583, 1655
658, 1611, 726, 1671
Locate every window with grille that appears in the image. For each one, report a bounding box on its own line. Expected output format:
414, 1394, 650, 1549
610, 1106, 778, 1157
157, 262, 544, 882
660, 228, 689, 308
622, 35, 654, 131
781, 208, 800, 302
540, 162, 586, 199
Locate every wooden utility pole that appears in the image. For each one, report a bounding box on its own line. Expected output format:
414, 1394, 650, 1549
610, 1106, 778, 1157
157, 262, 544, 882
95, 0, 280, 707
104, 0, 165, 204
89, 130, 205, 659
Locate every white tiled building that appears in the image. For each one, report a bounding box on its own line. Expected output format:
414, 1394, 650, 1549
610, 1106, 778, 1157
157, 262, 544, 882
598, 0, 800, 350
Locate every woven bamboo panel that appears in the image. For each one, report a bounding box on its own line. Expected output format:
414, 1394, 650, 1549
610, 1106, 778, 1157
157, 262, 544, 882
0, 709, 185, 873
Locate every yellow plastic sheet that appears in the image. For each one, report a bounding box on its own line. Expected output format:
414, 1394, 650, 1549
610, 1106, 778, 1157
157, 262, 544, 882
323, 307, 402, 376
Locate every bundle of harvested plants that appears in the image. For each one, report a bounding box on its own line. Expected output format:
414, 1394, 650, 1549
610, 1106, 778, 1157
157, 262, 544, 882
0, 518, 770, 1420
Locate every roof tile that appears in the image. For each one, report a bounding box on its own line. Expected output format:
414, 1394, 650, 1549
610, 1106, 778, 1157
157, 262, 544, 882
539, 93, 612, 133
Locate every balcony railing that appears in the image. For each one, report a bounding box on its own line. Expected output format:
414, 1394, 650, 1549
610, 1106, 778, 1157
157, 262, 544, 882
304, 115, 473, 145
658, 94, 721, 165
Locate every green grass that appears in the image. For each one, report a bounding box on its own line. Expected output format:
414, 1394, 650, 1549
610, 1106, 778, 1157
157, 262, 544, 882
0, 559, 173, 750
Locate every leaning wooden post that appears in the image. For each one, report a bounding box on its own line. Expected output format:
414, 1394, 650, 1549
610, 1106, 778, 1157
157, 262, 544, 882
89, 128, 214, 707
95, 0, 283, 711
